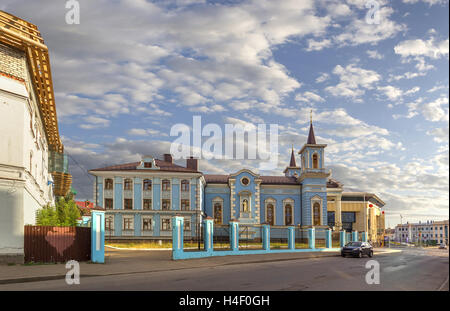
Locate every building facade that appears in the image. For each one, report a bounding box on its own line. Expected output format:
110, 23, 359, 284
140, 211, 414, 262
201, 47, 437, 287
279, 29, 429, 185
0, 11, 70, 263
90, 121, 386, 241
395, 220, 449, 245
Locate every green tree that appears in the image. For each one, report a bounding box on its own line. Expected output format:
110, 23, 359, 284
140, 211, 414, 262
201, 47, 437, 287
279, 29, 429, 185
36, 197, 81, 227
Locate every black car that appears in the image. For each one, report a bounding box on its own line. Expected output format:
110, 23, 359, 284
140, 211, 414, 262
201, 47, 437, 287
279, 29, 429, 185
341, 241, 373, 258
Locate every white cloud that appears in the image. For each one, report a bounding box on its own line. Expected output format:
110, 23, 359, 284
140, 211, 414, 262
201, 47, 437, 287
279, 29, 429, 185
306, 39, 332, 51
427, 125, 449, 143
325, 64, 381, 100
366, 50, 384, 59
79, 116, 111, 129
394, 37, 449, 59
295, 91, 325, 103
316, 73, 330, 83
334, 6, 406, 46
378, 85, 403, 101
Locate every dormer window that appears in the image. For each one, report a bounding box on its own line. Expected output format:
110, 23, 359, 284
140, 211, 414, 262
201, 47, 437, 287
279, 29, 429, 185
144, 162, 152, 168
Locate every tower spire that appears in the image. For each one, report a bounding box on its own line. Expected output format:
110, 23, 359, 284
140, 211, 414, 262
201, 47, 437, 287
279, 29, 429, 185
289, 145, 296, 167
307, 110, 316, 144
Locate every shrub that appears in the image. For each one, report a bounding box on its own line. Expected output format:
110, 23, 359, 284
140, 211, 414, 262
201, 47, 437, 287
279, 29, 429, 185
36, 197, 81, 227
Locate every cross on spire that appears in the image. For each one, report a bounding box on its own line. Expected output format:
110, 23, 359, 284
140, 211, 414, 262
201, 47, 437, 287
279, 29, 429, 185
307, 110, 317, 144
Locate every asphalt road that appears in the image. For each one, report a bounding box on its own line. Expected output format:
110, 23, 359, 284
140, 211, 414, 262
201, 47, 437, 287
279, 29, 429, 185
1, 248, 448, 291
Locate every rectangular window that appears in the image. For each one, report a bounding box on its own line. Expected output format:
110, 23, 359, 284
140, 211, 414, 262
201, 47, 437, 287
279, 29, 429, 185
162, 180, 171, 191
162, 199, 171, 210
105, 198, 113, 210
161, 218, 171, 231
143, 199, 152, 210
123, 217, 134, 230
142, 218, 152, 231
184, 219, 191, 231
181, 199, 190, 211
124, 199, 133, 210
106, 216, 114, 230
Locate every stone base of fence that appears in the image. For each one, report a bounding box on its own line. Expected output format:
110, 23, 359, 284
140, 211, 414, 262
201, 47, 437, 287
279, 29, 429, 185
173, 247, 341, 260
172, 216, 353, 260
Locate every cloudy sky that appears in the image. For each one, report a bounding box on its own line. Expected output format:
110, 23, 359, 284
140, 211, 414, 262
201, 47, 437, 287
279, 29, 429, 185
3, 0, 448, 227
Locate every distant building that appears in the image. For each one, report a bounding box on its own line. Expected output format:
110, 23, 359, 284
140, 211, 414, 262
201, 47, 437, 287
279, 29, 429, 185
395, 220, 449, 245
0, 11, 71, 263
89, 120, 386, 242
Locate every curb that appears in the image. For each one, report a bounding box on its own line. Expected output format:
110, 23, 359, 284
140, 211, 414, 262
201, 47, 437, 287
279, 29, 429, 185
0, 251, 341, 285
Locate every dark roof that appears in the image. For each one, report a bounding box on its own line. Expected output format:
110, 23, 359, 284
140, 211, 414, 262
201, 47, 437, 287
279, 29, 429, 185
307, 121, 317, 144
326, 178, 343, 188
204, 174, 229, 183
90, 159, 200, 173
289, 148, 297, 167
204, 174, 299, 185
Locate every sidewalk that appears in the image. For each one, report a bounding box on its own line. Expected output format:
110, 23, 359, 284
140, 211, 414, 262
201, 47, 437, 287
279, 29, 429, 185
0, 247, 397, 284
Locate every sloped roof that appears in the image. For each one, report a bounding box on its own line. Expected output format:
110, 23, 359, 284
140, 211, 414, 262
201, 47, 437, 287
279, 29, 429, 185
90, 159, 200, 173
307, 122, 317, 144
204, 174, 299, 185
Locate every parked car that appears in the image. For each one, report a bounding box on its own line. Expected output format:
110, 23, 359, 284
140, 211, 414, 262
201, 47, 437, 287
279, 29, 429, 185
439, 243, 447, 249
341, 241, 373, 258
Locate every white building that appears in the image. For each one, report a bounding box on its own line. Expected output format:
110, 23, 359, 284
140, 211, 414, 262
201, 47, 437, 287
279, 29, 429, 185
395, 220, 449, 245
0, 11, 71, 263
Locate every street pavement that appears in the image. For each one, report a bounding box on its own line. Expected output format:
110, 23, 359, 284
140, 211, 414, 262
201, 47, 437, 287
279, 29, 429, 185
0, 247, 447, 291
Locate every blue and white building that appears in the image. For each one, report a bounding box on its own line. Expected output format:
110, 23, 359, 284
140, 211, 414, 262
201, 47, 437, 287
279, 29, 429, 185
89, 121, 384, 240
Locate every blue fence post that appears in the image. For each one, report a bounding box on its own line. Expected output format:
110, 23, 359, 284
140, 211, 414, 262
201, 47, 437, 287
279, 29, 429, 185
172, 216, 184, 259
362, 232, 368, 242
352, 230, 358, 242
262, 224, 270, 251
229, 220, 239, 251
288, 226, 295, 250
91, 210, 105, 263
203, 217, 214, 253
340, 231, 346, 247
326, 229, 332, 248
308, 228, 315, 249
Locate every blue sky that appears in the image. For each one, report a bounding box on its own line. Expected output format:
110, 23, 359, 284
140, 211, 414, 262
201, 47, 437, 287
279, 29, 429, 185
2, 0, 448, 227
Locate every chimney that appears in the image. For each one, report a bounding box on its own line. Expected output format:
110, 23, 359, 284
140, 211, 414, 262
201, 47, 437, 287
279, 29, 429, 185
163, 153, 173, 163
186, 156, 198, 171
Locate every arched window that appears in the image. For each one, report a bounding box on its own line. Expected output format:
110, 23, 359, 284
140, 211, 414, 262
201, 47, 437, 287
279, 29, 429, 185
162, 179, 171, 191
313, 202, 321, 226
266, 204, 275, 226
312, 153, 319, 169
181, 180, 189, 192
124, 178, 133, 190
285, 204, 293, 225
105, 178, 113, 190
143, 179, 152, 191
214, 202, 222, 224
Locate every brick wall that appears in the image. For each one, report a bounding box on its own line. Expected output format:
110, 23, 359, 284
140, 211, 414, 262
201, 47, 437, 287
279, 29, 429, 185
0, 43, 26, 81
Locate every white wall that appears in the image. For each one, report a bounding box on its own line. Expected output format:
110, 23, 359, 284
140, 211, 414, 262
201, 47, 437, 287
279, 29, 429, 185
0, 44, 54, 260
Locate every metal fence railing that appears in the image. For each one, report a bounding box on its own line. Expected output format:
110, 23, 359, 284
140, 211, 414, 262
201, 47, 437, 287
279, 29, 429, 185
270, 226, 289, 249
332, 231, 340, 248
295, 227, 309, 249
315, 228, 327, 248
213, 225, 230, 251
183, 216, 204, 251
238, 224, 263, 250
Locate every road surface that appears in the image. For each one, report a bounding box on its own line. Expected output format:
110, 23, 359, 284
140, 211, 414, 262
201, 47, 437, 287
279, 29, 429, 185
0, 247, 448, 291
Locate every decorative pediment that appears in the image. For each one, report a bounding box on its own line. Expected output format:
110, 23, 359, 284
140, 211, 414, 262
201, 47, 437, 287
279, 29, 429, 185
229, 169, 260, 178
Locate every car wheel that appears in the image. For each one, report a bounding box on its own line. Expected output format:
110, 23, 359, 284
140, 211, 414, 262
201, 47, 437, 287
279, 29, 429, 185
341, 253, 345, 257
368, 250, 373, 257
